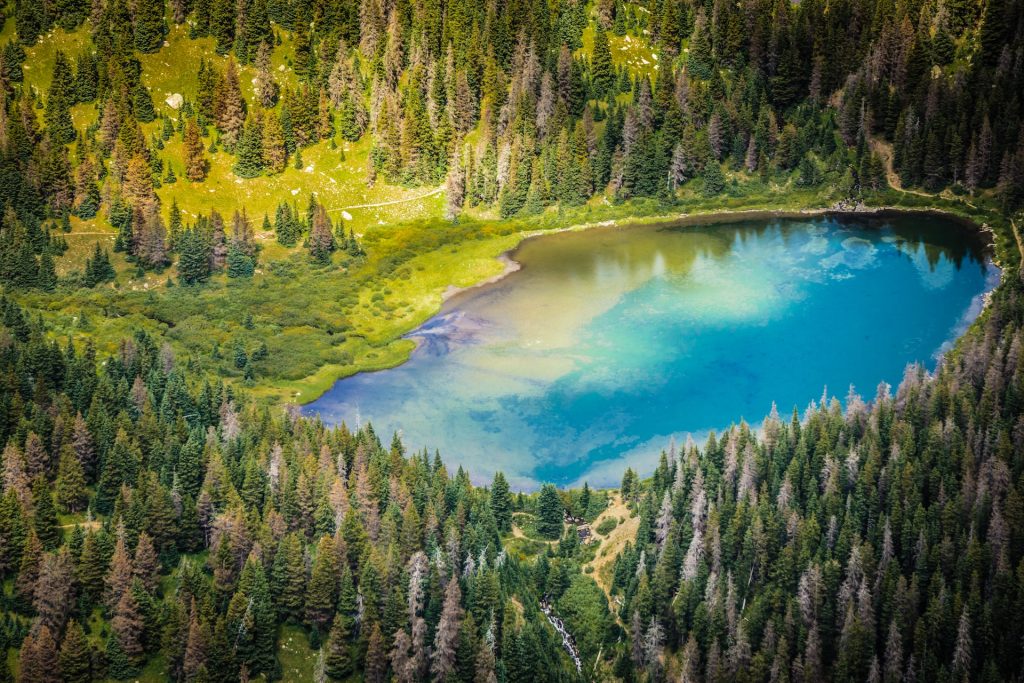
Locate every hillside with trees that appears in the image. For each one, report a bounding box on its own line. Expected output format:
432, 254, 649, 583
0, 0, 1023, 679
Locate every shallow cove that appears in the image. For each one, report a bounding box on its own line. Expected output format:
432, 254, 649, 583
305, 213, 997, 489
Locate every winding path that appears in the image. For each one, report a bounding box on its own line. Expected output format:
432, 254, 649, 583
325, 186, 444, 213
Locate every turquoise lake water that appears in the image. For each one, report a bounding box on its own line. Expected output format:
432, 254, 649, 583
305, 214, 997, 489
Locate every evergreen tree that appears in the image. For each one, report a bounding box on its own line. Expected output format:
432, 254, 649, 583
324, 613, 353, 679
536, 484, 563, 538
32, 478, 62, 550
55, 447, 87, 512
45, 51, 76, 144
215, 58, 246, 149
58, 620, 92, 683
233, 111, 265, 178
307, 204, 335, 263
262, 111, 287, 173
491, 472, 513, 532
304, 535, 339, 630
134, 0, 167, 52
176, 228, 212, 285
184, 119, 209, 182
591, 26, 614, 98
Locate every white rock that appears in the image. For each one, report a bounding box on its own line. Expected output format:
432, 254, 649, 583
341, 211, 353, 220
304, 165, 314, 173
165, 93, 184, 109
291, 189, 300, 195
278, 65, 286, 72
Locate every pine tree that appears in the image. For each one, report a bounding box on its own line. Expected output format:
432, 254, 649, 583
232, 556, 279, 678
262, 111, 287, 173
37, 252, 57, 292
537, 484, 563, 538
688, 12, 714, 80
133, 82, 156, 123
45, 51, 76, 144
183, 118, 208, 182
104, 527, 135, 612
305, 535, 339, 630
307, 204, 335, 263
33, 548, 74, 634
702, 160, 725, 196
591, 26, 614, 98
177, 228, 212, 285
71, 413, 95, 482
233, 111, 265, 178
58, 620, 92, 683
55, 446, 87, 512
491, 472, 513, 532
431, 577, 464, 681
133, 0, 166, 52
445, 150, 466, 221
215, 58, 246, 149
270, 533, 306, 621
32, 478, 62, 550
324, 614, 353, 679
226, 245, 256, 278
18, 625, 60, 683
254, 41, 279, 107
111, 581, 146, 662
132, 532, 160, 593
364, 624, 388, 683
209, 0, 236, 53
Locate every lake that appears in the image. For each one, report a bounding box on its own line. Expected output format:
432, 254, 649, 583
304, 213, 998, 489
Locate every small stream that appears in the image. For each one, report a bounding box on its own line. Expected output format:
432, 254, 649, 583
541, 597, 582, 673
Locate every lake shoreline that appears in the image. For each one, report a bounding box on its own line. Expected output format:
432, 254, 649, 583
304, 210, 995, 488
300, 201, 1000, 406
435, 204, 998, 313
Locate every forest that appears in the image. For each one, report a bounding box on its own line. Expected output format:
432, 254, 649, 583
0, 0, 1023, 679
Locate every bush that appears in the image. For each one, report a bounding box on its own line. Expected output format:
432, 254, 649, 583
595, 517, 618, 536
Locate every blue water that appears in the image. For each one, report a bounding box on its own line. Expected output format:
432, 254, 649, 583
305, 215, 996, 489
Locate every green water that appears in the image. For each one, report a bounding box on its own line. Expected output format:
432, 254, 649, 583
306, 214, 996, 488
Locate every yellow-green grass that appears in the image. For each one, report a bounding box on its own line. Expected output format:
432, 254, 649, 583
277, 625, 318, 682
578, 23, 661, 81
155, 136, 445, 237
0, 19, 92, 94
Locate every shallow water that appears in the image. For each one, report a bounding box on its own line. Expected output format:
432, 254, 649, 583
305, 214, 997, 489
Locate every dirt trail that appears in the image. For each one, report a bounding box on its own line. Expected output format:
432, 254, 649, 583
1012, 219, 1024, 273
326, 186, 443, 213
511, 512, 558, 545
868, 135, 977, 206
585, 494, 639, 599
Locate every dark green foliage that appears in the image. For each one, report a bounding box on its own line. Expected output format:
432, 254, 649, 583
133, 0, 167, 53
701, 160, 725, 196
83, 244, 116, 287
45, 51, 76, 144
132, 82, 156, 123
536, 484, 563, 539
176, 228, 211, 285
491, 471, 513, 532
226, 245, 255, 277
591, 26, 614, 98
232, 113, 265, 178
